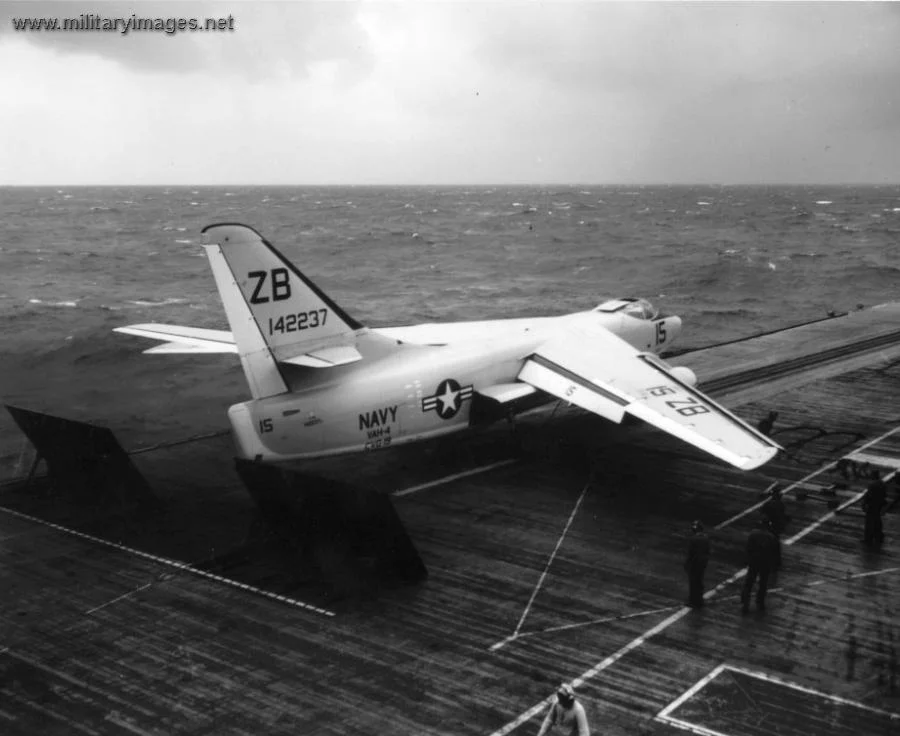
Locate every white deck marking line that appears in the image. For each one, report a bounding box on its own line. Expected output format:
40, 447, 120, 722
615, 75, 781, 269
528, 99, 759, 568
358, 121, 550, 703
85, 582, 153, 615
491, 425, 900, 735
656, 716, 730, 736
850, 566, 900, 579
657, 662, 900, 736
506, 564, 900, 648
656, 663, 728, 719
704, 567, 748, 601
784, 490, 865, 546
488, 606, 691, 736
392, 459, 518, 497
489, 482, 590, 651
511, 604, 683, 641
714, 467, 833, 530
846, 451, 900, 469
707, 490, 885, 601
722, 665, 900, 720
716, 563, 900, 602
715, 424, 900, 530
0, 505, 335, 617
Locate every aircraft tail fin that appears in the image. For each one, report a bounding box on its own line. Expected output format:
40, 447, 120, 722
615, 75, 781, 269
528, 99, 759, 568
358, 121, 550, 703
201, 223, 365, 399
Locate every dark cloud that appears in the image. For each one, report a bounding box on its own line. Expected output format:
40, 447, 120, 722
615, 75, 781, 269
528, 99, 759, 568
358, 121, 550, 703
0, 1, 374, 79
1, 2, 209, 72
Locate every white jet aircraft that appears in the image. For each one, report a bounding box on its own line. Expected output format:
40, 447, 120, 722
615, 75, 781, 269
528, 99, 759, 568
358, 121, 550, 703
115, 223, 780, 470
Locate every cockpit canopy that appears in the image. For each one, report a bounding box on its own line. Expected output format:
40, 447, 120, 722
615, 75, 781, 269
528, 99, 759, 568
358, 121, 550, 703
593, 297, 658, 320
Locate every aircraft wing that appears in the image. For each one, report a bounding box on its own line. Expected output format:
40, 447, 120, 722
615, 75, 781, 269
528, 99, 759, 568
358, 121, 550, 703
517, 324, 780, 470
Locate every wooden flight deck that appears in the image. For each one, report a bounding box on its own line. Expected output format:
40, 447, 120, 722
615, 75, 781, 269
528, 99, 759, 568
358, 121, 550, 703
1, 305, 899, 735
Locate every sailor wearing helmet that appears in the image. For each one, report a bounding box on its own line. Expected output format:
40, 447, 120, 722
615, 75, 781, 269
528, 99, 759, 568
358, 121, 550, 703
536, 683, 590, 736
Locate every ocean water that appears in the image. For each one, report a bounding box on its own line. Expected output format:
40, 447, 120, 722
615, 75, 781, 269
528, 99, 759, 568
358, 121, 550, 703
1, 185, 898, 454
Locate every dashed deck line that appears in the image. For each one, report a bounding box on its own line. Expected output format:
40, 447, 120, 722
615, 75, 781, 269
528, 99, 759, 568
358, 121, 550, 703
0, 504, 335, 617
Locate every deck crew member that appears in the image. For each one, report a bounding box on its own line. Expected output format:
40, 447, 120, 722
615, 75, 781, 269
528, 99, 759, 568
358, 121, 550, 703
741, 518, 778, 613
756, 411, 779, 437
862, 470, 888, 548
761, 485, 788, 570
684, 520, 710, 608
537, 684, 590, 736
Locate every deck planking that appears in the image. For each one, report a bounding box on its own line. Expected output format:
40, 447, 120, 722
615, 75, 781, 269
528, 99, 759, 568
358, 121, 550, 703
1, 307, 899, 734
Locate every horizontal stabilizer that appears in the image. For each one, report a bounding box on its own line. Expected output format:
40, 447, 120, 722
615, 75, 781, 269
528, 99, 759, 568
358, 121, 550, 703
114, 324, 238, 353
116, 323, 362, 368
144, 342, 237, 354
281, 344, 363, 368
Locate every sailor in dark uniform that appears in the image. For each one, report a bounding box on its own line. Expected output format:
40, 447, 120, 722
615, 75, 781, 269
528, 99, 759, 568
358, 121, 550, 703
761, 485, 788, 571
756, 410, 778, 437
684, 520, 710, 608
741, 518, 778, 613
862, 470, 888, 548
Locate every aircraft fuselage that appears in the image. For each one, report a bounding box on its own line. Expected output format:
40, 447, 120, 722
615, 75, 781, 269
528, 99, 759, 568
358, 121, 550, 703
228, 310, 677, 462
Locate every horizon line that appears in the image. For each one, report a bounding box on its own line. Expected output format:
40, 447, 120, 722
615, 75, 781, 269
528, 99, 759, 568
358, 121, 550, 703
1, 181, 899, 188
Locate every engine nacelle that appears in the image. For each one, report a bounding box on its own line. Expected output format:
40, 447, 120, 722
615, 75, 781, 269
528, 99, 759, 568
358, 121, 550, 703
670, 366, 698, 387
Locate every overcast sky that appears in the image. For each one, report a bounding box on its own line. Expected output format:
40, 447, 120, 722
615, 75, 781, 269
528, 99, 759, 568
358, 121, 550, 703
2, 1, 899, 185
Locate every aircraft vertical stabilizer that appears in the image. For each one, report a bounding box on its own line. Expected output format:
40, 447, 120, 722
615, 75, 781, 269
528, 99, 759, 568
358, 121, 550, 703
201, 223, 365, 398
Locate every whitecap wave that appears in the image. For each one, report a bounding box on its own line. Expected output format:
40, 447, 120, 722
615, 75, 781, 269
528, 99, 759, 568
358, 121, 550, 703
29, 298, 78, 307
126, 298, 188, 307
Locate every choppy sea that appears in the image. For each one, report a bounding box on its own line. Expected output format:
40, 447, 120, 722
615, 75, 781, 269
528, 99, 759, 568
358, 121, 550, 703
1, 185, 898, 456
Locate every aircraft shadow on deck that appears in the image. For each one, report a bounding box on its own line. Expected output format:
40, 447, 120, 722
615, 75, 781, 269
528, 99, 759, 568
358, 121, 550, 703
1, 404, 684, 604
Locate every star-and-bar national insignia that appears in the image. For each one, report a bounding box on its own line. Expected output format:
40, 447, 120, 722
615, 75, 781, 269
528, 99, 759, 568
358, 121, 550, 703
422, 378, 474, 420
